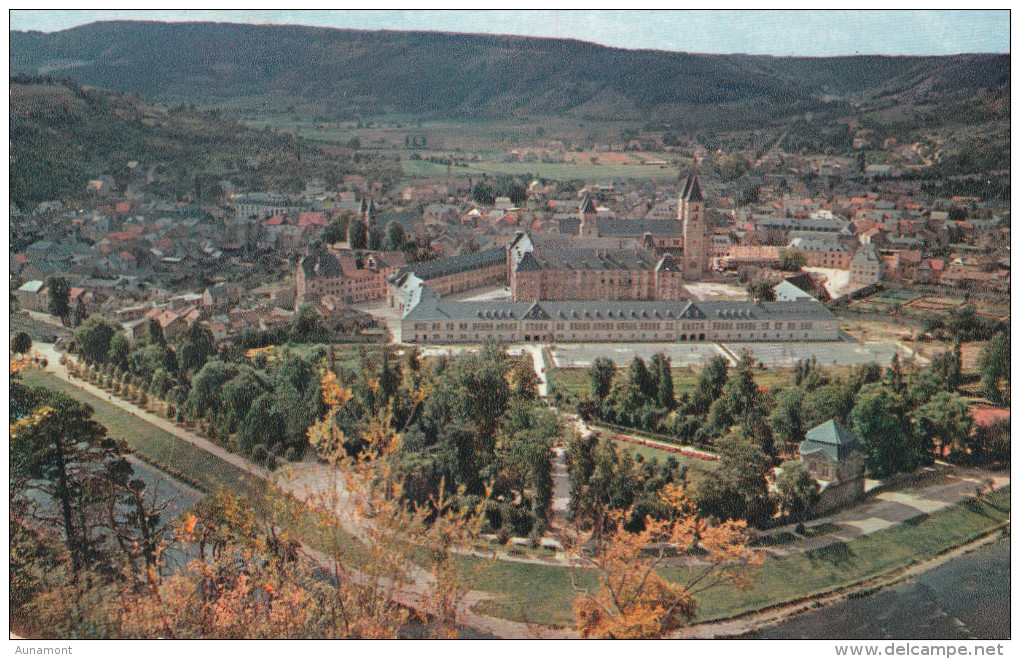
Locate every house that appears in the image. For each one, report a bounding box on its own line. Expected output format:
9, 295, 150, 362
914, 258, 945, 284
799, 420, 866, 513
15, 280, 47, 312
849, 244, 884, 288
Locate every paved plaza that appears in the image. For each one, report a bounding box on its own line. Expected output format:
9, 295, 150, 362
550, 342, 732, 367
724, 340, 914, 368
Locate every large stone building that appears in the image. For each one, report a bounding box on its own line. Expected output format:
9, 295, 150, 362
401, 298, 839, 344
849, 243, 884, 288
233, 193, 310, 223
555, 175, 710, 279
297, 247, 406, 306
510, 245, 689, 302
387, 247, 506, 311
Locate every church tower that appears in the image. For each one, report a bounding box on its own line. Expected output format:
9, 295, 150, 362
578, 193, 599, 237
679, 174, 708, 279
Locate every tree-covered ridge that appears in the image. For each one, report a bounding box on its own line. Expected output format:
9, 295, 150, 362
10, 21, 1009, 121
9, 75, 402, 208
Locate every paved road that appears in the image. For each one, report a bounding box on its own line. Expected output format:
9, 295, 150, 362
32, 344, 1010, 638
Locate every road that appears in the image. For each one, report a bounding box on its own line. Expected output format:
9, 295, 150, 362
30, 342, 1010, 638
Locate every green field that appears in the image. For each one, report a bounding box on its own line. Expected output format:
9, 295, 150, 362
22, 369, 258, 497
19, 368, 372, 567
401, 157, 677, 182
551, 367, 793, 403
467, 487, 1010, 626
21, 368, 1009, 632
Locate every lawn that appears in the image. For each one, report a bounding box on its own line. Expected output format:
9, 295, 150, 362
22, 369, 259, 497
550, 366, 793, 404
464, 487, 1010, 627
401, 157, 676, 182
22, 368, 1010, 631
680, 486, 1011, 622
20, 368, 373, 568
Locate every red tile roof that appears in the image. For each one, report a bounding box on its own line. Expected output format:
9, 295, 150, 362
971, 405, 1010, 427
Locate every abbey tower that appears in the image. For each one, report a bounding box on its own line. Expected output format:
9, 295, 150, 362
679, 174, 708, 278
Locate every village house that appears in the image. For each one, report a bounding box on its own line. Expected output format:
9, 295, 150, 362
848, 244, 884, 288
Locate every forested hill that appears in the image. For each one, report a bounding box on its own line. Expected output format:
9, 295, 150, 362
9, 21, 1010, 122
9, 76, 402, 209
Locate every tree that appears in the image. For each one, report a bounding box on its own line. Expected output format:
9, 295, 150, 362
368, 227, 383, 251
472, 180, 495, 205
141, 318, 166, 347
746, 278, 776, 302
650, 353, 676, 410
851, 383, 922, 478
573, 484, 760, 639
107, 332, 131, 369
978, 332, 1010, 402
74, 316, 117, 364
627, 356, 657, 404
384, 220, 406, 251
695, 426, 776, 526
177, 322, 216, 373
768, 387, 805, 456
503, 178, 527, 206
11, 331, 32, 356
774, 461, 819, 522
687, 357, 729, 416
913, 391, 973, 459
588, 357, 616, 402
11, 387, 133, 575
45, 275, 70, 319
321, 211, 351, 244
779, 247, 807, 272
291, 304, 325, 342
347, 217, 368, 250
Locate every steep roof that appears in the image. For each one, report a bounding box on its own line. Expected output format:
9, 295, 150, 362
515, 246, 660, 272
300, 248, 344, 279
580, 194, 598, 215
404, 298, 836, 323
800, 420, 862, 462
558, 217, 685, 238
394, 247, 504, 281
680, 175, 703, 203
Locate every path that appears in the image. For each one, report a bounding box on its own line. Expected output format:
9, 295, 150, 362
549, 446, 570, 526
31, 345, 1010, 638
756, 466, 1009, 558
528, 344, 549, 397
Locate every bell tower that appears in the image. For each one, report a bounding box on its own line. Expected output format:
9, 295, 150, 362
679, 174, 708, 278
578, 193, 599, 238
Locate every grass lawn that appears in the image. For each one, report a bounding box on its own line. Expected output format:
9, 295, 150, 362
688, 486, 1011, 622
401, 158, 676, 182
465, 487, 1010, 627
20, 368, 373, 568
551, 367, 794, 404
22, 369, 259, 497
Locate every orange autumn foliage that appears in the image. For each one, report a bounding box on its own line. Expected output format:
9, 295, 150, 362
573, 483, 761, 639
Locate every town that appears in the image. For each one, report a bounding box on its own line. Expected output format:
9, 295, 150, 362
9, 12, 1011, 643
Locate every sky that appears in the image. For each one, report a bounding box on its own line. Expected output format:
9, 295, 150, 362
8, 9, 1010, 56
